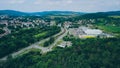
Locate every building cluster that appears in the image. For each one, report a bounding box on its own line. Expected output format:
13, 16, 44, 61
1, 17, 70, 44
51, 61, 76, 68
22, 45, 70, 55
69, 26, 113, 38
0, 16, 48, 28
78, 19, 95, 25
0, 15, 57, 38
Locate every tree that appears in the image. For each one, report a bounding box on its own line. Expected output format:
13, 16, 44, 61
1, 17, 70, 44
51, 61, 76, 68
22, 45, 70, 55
49, 37, 55, 44
43, 41, 49, 47
0, 29, 5, 34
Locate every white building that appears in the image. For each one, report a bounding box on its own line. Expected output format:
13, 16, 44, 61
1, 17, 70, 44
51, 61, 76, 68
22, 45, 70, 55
84, 29, 102, 35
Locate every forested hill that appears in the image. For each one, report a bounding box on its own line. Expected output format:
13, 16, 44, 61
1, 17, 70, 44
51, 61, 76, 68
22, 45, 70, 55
0, 10, 29, 16
98, 11, 120, 16
0, 10, 119, 17
0, 10, 85, 16
80, 11, 120, 19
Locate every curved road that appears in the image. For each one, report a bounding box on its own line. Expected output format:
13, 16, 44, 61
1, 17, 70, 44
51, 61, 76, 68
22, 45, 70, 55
0, 27, 67, 61
0, 27, 11, 38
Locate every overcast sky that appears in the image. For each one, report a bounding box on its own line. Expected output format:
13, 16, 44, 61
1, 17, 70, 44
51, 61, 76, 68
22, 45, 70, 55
0, 0, 120, 12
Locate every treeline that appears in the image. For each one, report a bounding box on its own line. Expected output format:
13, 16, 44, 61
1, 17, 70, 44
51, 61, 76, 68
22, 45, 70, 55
1, 38, 120, 68
0, 26, 60, 58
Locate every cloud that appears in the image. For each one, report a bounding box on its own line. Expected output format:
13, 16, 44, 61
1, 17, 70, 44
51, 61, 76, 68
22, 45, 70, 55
9, 0, 26, 4
0, 0, 120, 12
34, 0, 73, 5
66, 0, 73, 4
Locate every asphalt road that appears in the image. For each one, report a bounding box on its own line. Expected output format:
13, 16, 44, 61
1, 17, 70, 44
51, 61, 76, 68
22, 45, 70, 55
0, 27, 11, 38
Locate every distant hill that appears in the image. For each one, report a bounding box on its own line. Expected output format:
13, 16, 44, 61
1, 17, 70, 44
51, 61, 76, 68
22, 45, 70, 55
98, 11, 120, 16
0, 10, 85, 16
31, 11, 85, 16
0, 10, 29, 16
0, 10, 119, 17
81, 11, 120, 19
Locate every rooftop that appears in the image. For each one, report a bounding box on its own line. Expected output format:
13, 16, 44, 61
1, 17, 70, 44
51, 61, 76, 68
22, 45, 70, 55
84, 29, 102, 35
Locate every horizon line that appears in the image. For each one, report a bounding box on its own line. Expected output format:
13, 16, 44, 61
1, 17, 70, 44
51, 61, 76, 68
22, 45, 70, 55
0, 9, 120, 13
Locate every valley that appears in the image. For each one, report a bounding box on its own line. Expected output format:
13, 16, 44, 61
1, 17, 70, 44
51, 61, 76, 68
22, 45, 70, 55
0, 10, 120, 68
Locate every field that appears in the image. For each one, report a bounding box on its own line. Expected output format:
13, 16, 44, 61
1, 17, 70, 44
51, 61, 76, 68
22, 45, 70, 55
34, 32, 48, 38
109, 16, 120, 18
97, 25, 120, 33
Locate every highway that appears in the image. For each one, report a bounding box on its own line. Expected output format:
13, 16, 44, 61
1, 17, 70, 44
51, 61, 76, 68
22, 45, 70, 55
0, 27, 67, 61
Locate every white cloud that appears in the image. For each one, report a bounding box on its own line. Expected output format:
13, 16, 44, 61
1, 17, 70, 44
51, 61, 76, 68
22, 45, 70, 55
66, 0, 73, 4
9, 0, 26, 4
0, 0, 120, 12
34, 0, 42, 5
34, 0, 73, 5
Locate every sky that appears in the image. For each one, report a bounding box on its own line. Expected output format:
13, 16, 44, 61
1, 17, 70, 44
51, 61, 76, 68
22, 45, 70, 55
0, 0, 120, 12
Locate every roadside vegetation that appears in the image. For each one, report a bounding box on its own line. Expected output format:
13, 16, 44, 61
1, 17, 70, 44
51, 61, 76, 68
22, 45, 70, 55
0, 26, 60, 58
43, 37, 55, 47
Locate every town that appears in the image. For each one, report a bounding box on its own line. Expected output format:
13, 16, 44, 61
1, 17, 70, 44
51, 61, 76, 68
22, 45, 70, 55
0, 9, 120, 68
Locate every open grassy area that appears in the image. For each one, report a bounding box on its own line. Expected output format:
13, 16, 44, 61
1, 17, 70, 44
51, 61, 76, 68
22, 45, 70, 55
109, 16, 120, 18
39, 42, 45, 46
97, 25, 120, 33
56, 40, 63, 45
34, 32, 48, 38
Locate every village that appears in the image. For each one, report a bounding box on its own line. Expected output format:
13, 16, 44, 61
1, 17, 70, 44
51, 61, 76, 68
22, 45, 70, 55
0, 15, 114, 49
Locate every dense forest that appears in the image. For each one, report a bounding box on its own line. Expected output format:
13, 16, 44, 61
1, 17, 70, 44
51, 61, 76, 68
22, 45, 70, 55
0, 29, 5, 34
0, 26, 60, 58
0, 37, 120, 68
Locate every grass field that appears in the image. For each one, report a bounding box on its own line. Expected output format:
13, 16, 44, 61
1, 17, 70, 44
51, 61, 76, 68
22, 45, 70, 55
97, 25, 120, 33
109, 16, 120, 18
34, 32, 48, 38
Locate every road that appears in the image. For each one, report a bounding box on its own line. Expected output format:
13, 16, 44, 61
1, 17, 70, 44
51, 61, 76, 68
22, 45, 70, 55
0, 27, 67, 61
0, 27, 11, 38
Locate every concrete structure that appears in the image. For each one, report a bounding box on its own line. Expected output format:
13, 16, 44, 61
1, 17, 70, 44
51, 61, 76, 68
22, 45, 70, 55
57, 41, 72, 48
79, 27, 103, 38
68, 26, 113, 38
